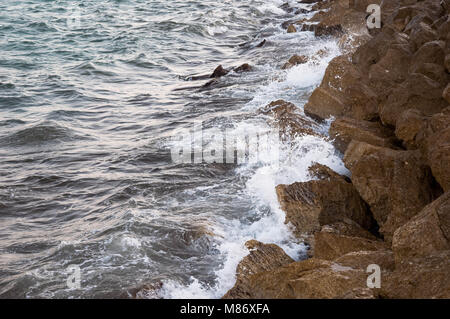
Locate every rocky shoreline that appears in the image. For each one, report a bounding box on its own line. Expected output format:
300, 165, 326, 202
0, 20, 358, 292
223, 0, 450, 299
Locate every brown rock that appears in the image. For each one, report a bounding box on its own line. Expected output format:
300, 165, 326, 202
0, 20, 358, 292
368, 47, 412, 101
314, 231, 387, 261
409, 62, 449, 87
287, 24, 297, 33
319, 219, 377, 241
308, 163, 349, 181
444, 83, 450, 104
395, 109, 426, 149
233, 63, 252, 73
210, 65, 229, 78
335, 250, 395, 271
314, 24, 344, 37
305, 55, 378, 121
445, 54, 450, 72
381, 250, 450, 299
329, 117, 397, 153
344, 142, 434, 242
379, 72, 448, 127
409, 22, 438, 50
338, 288, 378, 299
276, 168, 373, 236
428, 127, 450, 192
282, 55, 308, 70
223, 240, 294, 299
234, 258, 368, 299
392, 192, 450, 262
259, 100, 320, 137
352, 25, 411, 74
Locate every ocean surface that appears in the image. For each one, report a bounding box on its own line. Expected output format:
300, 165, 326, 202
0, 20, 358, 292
0, 0, 348, 298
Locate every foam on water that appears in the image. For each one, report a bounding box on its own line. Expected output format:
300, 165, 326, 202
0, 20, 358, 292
162, 33, 344, 298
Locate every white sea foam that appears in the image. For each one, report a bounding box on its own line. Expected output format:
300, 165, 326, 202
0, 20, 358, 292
162, 8, 343, 300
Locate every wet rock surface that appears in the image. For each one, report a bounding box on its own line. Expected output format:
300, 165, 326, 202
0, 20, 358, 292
224, 0, 450, 299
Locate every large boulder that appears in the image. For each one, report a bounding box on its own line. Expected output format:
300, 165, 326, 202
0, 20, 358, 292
226, 258, 368, 299
276, 167, 374, 236
223, 240, 294, 299
392, 192, 450, 262
304, 55, 378, 121
394, 109, 427, 149
379, 72, 448, 127
329, 117, 397, 153
368, 46, 413, 102
344, 142, 434, 242
381, 250, 450, 299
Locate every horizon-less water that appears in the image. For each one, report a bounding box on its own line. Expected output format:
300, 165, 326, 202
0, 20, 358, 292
0, 0, 347, 298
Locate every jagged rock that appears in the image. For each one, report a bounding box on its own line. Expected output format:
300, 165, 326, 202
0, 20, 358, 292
304, 55, 378, 121
276, 166, 373, 236
282, 55, 308, 70
314, 230, 387, 261
344, 141, 434, 242
287, 24, 297, 33
314, 24, 344, 37
392, 192, 450, 262
395, 109, 426, 149
409, 62, 449, 87
223, 240, 294, 299
259, 100, 320, 137
308, 163, 350, 181
379, 72, 448, 126
329, 117, 397, 153
381, 250, 450, 299
233, 63, 252, 73
230, 258, 368, 299
210, 65, 229, 78
353, 25, 412, 74
338, 32, 372, 54
409, 22, 438, 51
368, 46, 412, 101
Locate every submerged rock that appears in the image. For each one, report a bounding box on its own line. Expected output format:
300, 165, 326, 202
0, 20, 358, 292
210, 65, 229, 78
281, 54, 308, 70
287, 24, 297, 33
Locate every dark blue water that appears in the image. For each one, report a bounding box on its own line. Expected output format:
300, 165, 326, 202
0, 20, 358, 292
0, 0, 345, 298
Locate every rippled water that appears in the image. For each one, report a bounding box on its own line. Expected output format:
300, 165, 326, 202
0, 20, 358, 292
0, 0, 347, 298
